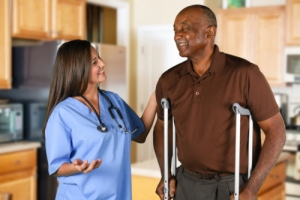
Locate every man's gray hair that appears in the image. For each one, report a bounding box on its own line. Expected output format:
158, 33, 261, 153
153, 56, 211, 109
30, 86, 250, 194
183, 5, 217, 27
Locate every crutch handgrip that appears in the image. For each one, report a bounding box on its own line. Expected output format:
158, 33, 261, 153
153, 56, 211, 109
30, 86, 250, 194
232, 103, 251, 116
161, 98, 170, 109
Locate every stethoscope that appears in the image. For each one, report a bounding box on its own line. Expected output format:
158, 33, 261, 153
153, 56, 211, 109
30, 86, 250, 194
80, 89, 138, 134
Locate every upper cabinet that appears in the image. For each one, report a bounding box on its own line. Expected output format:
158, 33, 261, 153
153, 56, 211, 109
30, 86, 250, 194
54, 0, 86, 40
216, 9, 253, 62
252, 6, 285, 85
12, 0, 51, 40
216, 6, 285, 86
0, 0, 11, 89
12, 0, 86, 40
286, 0, 300, 45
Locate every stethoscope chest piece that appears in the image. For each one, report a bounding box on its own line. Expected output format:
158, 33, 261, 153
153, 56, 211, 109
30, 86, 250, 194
97, 125, 108, 132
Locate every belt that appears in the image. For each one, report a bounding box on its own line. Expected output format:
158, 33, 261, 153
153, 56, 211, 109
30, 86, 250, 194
184, 168, 233, 180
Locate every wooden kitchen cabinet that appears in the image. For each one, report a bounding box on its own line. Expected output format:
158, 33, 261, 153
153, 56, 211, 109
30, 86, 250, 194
12, 0, 52, 39
216, 6, 285, 85
258, 183, 285, 200
12, 0, 86, 40
0, 0, 12, 89
0, 149, 37, 200
257, 157, 287, 200
53, 0, 86, 40
216, 9, 253, 63
286, 0, 300, 45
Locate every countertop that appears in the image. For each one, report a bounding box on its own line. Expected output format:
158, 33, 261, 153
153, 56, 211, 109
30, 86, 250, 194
131, 152, 292, 179
131, 158, 161, 178
0, 141, 41, 154
284, 129, 300, 152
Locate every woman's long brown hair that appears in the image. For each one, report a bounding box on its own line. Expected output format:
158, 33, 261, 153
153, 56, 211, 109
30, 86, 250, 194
42, 40, 92, 139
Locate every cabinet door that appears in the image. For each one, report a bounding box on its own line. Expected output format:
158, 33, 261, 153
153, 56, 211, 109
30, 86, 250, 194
0, 149, 37, 200
0, 0, 11, 89
252, 6, 285, 85
216, 6, 285, 86
0, 169, 37, 200
12, 0, 52, 40
257, 161, 286, 196
286, 0, 300, 45
216, 8, 254, 63
257, 183, 285, 200
53, 0, 86, 40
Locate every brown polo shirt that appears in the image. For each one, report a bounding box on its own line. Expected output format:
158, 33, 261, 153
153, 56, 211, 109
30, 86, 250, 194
155, 45, 279, 174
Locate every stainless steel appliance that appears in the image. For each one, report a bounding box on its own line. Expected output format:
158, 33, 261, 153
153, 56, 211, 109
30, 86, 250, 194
288, 102, 300, 130
12, 41, 59, 88
22, 101, 57, 200
23, 102, 47, 141
274, 93, 289, 126
291, 105, 300, 129
283, 47, 300, 83
0, 103, 23, 142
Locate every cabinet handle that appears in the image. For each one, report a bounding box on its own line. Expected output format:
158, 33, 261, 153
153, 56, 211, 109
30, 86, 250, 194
270, 174, 279, 179
14, 160, 20, 165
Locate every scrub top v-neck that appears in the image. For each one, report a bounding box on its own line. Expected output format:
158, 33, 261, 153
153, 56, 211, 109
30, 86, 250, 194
45, 90, 145, 200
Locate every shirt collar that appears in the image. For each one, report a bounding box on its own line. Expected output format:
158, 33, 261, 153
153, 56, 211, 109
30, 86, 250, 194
179, 45, 226, 76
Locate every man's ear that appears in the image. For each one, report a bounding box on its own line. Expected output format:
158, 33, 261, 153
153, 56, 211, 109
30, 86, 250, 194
205, 26, 216, 39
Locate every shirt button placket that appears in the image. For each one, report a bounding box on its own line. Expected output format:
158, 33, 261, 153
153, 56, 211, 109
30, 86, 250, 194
194, 81, 201, 101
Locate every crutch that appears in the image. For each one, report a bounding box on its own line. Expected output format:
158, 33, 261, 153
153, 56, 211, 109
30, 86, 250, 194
161, 98, 176, 200
232, 103, 253, 200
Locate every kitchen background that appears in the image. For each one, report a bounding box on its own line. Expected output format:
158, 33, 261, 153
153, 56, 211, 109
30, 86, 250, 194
0, 0, 299, 199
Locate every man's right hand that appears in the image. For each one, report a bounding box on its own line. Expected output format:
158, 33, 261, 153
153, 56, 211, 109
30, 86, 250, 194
155, 177, 176, 200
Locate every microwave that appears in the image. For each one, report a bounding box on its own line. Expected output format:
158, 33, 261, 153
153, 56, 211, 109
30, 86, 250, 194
23, 102, 47, 141
12, 40, 60, 88
0, 103, 23, 143
283, 47, 300, 83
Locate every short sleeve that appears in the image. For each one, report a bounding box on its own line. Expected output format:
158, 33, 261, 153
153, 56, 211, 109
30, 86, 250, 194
118, 98, 145, 140
246, 65, 279, 122
45, 114, 72, 175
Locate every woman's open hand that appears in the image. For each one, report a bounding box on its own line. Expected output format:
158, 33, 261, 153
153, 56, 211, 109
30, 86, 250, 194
73, 159, 102, 174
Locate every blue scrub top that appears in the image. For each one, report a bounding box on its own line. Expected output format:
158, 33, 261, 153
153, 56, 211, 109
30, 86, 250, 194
45, 90, 145, 200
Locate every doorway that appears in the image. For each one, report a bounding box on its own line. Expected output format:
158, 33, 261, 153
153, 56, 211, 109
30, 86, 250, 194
136, 25, 185, 162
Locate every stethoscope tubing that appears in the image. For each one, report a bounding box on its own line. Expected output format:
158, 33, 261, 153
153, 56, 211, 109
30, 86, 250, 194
80, 89, 138, 133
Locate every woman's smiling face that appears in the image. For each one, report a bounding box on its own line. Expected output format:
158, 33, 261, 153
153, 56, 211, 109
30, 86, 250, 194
89, 46, 106, 84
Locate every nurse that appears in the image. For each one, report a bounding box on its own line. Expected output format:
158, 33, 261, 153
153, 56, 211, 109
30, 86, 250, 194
43, 39, 157, 200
